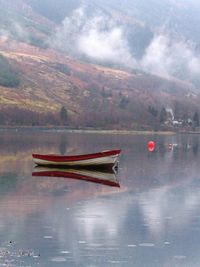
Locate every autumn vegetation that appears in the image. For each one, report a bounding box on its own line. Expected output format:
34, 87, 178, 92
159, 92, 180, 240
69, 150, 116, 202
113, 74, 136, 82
0, 39, 200, 131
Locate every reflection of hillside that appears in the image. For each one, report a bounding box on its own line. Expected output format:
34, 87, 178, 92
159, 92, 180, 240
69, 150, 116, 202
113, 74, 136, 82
0, 133, 199, 216
0, 132, 200, 266
0, 131, 64, 154
0, 130, 121, 154
1, 131, 200, 191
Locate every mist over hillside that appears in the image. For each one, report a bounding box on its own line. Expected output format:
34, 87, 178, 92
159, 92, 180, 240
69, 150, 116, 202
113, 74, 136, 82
25, 0, 200, 86
1, 0, 200, 85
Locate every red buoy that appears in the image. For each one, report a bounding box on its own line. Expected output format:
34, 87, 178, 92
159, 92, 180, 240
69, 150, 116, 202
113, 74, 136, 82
148, 141, 155, 152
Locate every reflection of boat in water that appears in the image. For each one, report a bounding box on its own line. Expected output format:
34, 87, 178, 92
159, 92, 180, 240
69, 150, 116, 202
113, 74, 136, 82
32, 149, 121, 169
32, 167, 120, 187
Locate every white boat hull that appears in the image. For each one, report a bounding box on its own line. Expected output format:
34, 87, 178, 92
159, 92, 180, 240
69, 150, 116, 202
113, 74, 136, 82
33, 155, 119, 167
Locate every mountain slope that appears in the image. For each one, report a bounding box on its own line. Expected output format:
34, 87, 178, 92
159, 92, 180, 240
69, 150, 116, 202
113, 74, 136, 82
0, 37, 198, 129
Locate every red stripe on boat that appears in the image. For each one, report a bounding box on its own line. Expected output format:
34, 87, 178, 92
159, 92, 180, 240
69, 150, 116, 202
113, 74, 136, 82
32, 149, 121, 163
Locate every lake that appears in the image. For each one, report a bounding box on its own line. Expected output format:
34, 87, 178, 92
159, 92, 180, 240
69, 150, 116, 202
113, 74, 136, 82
0, 130, 200, 267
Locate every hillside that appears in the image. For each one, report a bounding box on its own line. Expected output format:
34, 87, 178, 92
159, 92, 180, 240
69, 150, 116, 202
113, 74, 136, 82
0, 37, 198, 129
0, 0, 200, 130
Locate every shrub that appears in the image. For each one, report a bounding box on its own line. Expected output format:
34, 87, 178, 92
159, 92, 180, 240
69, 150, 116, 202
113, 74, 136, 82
0, 55, 20, 88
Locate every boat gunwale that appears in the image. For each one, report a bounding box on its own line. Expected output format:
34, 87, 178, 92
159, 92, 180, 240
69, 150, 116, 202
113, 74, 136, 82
32, 149, 121, 163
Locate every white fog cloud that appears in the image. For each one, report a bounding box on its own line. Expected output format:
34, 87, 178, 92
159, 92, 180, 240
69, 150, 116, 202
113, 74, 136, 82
52, 5, 200, 82
78, 24, 135, 67
0, 21, 30, 43
52, 6, 135, 68
140, 34, 200, 79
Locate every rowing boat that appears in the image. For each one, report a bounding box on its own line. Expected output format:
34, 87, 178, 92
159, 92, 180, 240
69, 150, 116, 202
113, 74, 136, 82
32, 149, 121, 168
32, 167, 120, 187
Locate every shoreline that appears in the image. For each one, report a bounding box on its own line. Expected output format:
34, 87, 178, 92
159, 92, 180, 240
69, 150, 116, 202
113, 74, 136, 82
0, 126, 192, 135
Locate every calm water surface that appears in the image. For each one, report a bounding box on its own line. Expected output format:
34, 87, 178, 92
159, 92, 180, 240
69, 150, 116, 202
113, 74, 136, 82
0, 130, 200, 267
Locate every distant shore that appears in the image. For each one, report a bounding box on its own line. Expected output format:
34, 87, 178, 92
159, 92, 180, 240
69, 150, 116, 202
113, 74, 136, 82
0, 126, 194, 135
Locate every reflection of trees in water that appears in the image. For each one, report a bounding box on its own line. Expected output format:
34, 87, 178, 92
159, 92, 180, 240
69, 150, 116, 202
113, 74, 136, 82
158, 142, 167, 157
0, 131, 55, 153
0, 131, 70, 154
193, 138, 199, 156
59, 134, 68, 155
